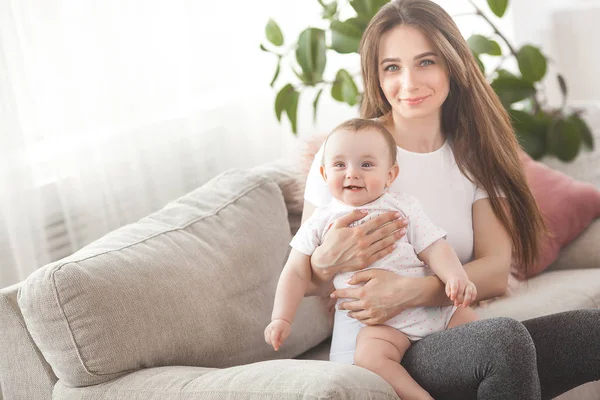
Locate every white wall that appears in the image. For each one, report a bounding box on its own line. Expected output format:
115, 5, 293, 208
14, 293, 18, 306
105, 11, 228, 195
510, 0, 600, 106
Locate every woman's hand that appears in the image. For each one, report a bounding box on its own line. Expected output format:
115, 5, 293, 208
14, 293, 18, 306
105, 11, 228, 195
330, 269, 428, 325
311, 210, 407, 282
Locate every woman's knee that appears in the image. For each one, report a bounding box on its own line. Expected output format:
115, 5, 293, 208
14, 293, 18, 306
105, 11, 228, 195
471, 317, 537, 370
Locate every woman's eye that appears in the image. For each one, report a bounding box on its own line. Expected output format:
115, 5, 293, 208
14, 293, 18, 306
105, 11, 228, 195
420, 59, 434, 66
362, 162, 373, 168
384, 65, 399, 72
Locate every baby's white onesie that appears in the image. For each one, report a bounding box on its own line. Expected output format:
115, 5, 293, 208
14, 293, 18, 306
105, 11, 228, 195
290, 192, 457, 364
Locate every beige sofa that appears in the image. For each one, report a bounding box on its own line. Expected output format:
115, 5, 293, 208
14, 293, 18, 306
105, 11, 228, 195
1, 161, 599, 400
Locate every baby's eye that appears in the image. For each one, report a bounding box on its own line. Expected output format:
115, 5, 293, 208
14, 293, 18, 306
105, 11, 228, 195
384, 64, 399, 72
334, 162, 345, 168
361, 162, 374, 168
420, 59, 434, 67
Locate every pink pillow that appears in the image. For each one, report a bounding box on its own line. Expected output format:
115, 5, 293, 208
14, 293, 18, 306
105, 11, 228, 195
518, 151, 600, 278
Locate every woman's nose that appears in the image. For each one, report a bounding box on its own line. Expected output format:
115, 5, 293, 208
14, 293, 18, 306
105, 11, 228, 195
401, 68, 417, 91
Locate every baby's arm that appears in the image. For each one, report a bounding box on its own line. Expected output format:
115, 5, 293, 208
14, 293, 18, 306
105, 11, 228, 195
264, 249, 312, 351
418, 239, 477, 307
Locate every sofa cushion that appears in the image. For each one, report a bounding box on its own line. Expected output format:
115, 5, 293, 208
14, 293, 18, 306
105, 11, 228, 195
547, 219, 600, 272
18, 169, 331, 387
519, 151, 600, 278
475, 269, 600, 321
53, 360, 397, 400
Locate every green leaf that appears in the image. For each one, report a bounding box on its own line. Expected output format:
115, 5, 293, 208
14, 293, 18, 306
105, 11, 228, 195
265, 19, 284, 47
286, 89, 300, 134
349, 0, 389, 21
491, 76, 536, 106
557, 74, 567, 98
487, 0, 508, 18
517, 45, 547, 82
496, 69, 518, 79
570, 113, 594, 150
313, 88, 324, 123
275, 84, 294, 122
296, 28, 327, 84
557, 74, 568, 109
331, 69, 359, 106
269, 61, 281, 87
509, 109, 547, 159
474, 55, 485, 74
346, 16, 369, 32
318, 0, 338, 19
292, 67, 305, 83
330, 19, 363, 54
548, 116, 581, 161
259, 44, 269, 52
331, 76, 344, 103
467, 35, 502, 56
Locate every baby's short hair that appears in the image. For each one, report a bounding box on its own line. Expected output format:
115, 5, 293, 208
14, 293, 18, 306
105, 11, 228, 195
322, 118, 398, 166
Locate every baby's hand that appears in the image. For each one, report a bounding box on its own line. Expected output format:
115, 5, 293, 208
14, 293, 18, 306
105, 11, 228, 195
445, 277, 477, 307
264, 319, 291, 351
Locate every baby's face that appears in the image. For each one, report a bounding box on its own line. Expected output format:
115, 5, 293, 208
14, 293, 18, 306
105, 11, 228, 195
321, 128, 397, 206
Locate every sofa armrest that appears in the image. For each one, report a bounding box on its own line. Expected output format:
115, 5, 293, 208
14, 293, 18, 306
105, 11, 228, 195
0, 283, 57, 400
547, 218, 600, 272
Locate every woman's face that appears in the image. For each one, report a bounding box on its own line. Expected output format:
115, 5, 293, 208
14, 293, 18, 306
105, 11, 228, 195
378, 25, 450, 121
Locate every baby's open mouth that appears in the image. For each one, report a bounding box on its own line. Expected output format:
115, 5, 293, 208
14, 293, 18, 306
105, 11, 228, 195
344, 186, 364, 191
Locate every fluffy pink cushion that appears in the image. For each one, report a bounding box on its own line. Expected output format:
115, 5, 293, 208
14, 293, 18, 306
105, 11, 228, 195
519, 151, 600, 278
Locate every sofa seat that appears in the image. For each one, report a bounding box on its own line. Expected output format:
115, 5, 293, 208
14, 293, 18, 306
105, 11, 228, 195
475, 269, 600, 321
53, 361, 397, 400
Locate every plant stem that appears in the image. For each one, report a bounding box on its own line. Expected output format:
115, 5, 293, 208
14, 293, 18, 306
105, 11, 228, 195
467, 0, 541, 112
487, 54, 510, 78
467, 0, 518, 57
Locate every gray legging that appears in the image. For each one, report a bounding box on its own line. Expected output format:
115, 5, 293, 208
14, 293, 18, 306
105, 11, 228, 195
402, 309, 600, 399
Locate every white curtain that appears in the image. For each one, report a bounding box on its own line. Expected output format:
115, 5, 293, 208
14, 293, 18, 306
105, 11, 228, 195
0, 0, 311, 288
0, 0, 490, 288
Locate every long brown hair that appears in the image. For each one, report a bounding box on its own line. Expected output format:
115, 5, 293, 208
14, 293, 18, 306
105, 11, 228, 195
360, 0, 546, 275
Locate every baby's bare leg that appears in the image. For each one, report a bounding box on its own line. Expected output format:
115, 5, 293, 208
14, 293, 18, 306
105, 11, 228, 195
447, 306, 479, 329
355, 325, 434, 400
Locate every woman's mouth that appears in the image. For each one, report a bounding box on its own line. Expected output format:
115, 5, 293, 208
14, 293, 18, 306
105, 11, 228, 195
402, 95, 430, 106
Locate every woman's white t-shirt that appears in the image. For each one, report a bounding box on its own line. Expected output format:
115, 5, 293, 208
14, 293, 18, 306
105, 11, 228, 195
304, 139, 488, 265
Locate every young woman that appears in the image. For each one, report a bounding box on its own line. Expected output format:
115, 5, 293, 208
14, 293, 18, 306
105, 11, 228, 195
301, 1, 600, 399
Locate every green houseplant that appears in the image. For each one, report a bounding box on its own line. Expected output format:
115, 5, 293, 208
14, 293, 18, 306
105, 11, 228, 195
260, 0, 594, 161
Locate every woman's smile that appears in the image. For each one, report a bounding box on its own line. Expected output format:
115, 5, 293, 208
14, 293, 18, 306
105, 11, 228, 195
401, 95, 431, 106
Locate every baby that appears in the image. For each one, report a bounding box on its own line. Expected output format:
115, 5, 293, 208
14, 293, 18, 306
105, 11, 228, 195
264, 118, 478, 400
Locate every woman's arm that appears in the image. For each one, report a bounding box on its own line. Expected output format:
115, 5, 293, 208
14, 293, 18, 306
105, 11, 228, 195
418, 239, 477, 307
301, 200, 408, 295
417, 198, 511, 306
332, 198, 511, 324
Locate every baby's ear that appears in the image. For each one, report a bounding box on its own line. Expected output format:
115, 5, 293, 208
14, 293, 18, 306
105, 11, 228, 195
320, 165, 327, 182
387, 163, 399, 187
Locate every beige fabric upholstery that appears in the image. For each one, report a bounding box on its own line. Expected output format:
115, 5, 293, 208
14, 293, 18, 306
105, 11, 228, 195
475, 269, 600, 321
0, 284, 56, 399
547, 219, 600, 272
555, 381, 600, 400
53, 360, 397, 400
17, 169, 331, 387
